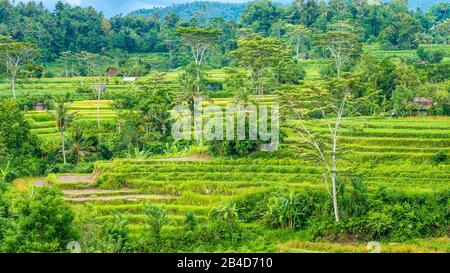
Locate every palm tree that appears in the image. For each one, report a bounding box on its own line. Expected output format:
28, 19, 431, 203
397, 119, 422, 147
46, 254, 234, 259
67, 126, 93, 164
52, 99, 76, 164
176, 66, 209, 111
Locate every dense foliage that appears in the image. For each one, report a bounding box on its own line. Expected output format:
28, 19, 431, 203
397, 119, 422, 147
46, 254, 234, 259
0, 0, 449, 253
0, 0, 448, 61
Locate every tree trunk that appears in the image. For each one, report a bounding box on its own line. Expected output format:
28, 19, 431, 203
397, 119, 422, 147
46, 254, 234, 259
331, 172, 339, 222
168, 49, 173, 68
97, 89, 101, 129
11, 74, 16, 99
61, 130, 66, 164
195, 64, 201, 94
331, 130, 340, 222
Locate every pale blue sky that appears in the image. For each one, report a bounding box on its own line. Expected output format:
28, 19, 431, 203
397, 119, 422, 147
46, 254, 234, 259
19, 0, 450, 17
24, 0, 256, 17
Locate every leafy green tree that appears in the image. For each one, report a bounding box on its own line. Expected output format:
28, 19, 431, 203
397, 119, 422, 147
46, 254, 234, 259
114, 111, 144, 158
74, 51, 103, 76
225, 68, 251, 105
355, 55, 397, 100
231, 35, 291, 100
381, 13, 422, 49
315, 21, 362, 78
429, 2, 450, 22
0, 101, 43, 178
0, 100, 41, 179
240, 0, 280, 35
0, 36, 40, 99
285, 24, 311, 59
432, 19, 450, 45
0, 187, 76, 253
176, 26, 222, 86
136, 73, 174, 140
0, 100, 36, 157
393, 62, 422, 89
417, 47, 444, 64
391, 85, 415, 116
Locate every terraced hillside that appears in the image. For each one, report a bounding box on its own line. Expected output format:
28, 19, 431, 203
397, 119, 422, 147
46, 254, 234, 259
0, 69, 228, 98
25, 95, 279, 143
23, 116, 449, 252
25, 100, 116, 142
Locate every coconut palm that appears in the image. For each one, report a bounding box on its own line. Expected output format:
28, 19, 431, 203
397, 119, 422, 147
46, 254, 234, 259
52, 99, 76, 164
67, 126, 94, 164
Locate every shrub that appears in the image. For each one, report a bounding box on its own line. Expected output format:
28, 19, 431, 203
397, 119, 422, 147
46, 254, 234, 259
234, 189, 273, 222
208, 140, 258, 156
264, 191, 315, 230
143, 204, 169, 252
432, 151, 447, 164
210, 203, 241, 241
311, 189, 449, 242
184, 211, 198, 231
105, 213, 130, 253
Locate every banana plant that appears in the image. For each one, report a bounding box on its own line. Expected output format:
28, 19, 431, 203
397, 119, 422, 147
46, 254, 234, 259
0, 161, 10, 182
0, 161, 11, 191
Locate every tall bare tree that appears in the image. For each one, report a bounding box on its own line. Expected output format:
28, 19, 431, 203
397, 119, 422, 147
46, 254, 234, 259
0, 36, 40, 99
56, 51, 73, 77
285, 24, 311, 59
280, 83, 372, 222
176, 27, 222, 86
315, 21, 361, 78
52, 99, 76, 164
93, 85, 106, 129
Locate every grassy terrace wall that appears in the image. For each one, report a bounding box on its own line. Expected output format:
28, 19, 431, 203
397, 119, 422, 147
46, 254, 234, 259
25, 116, 449, 253
5, 43, 449, 252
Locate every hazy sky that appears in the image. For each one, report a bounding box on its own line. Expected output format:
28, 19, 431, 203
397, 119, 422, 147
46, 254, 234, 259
26, 0, 255, 17
20, 0, 450, 17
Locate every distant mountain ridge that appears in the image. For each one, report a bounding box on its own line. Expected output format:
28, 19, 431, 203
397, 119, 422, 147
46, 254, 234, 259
130, 1, 247, 21
30, 0, 450, 18
407, 0, 449, 11
128, 1, 449, 21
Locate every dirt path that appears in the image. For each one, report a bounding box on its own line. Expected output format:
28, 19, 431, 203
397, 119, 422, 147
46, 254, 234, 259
64, 194, 178, 202
62, 189, 136, 196
153, 157, 210, 162
34, 180, 49, 187
58, 175, 93, 183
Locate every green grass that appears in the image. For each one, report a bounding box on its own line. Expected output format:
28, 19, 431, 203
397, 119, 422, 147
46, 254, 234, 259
17, 113, 450, 252
7, 46, 450, 252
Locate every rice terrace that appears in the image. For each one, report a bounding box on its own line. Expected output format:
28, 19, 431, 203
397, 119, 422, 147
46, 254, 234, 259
0, 0, 449, 256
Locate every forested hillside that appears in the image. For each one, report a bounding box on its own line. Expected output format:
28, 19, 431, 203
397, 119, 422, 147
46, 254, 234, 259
131, 1, 247, 22
1, 0, 449, 61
